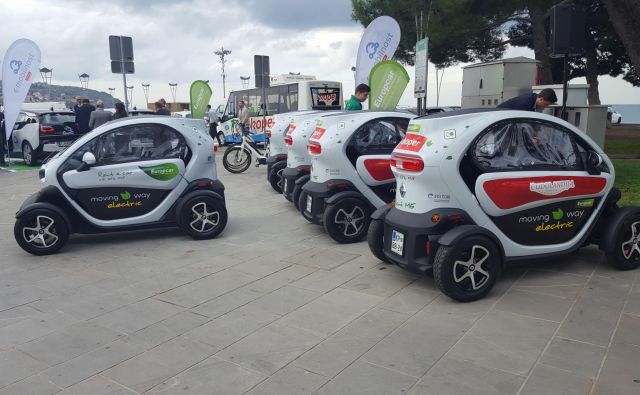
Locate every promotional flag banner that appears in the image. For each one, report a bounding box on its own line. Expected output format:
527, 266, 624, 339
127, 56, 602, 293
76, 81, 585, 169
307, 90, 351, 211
368, 60, 410, 111
2, 39, 41, 142
189, 80, 212, 119
355, 16, 401, 87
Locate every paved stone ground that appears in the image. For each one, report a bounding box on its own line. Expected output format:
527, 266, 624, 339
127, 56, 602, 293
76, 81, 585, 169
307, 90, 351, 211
1, 159, 639, 395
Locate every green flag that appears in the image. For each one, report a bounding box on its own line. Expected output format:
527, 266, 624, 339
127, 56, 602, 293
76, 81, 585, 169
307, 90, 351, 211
368, 60, 410, 110
189, 80, 212, 119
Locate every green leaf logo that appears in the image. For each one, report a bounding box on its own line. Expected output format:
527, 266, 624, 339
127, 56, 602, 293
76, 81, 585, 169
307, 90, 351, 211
426, 140, 433, 147
552, 208, 564, 220
140, 163, 180, 181
120, 191, 131, 200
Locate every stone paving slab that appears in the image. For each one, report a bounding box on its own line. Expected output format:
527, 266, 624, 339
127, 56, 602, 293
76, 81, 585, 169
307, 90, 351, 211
1, 161, 639, 394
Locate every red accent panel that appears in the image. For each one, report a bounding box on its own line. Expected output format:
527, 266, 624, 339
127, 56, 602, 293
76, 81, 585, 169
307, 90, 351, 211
287, 124, 296, 135
397, 135, 427, 152
483, 176, 607, 210
364, 159, 393, 181
310, 127, 326, 140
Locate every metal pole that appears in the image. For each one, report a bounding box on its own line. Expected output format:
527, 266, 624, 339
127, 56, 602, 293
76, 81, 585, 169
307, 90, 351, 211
120, 36, 129, 109
561, 54, 569, 120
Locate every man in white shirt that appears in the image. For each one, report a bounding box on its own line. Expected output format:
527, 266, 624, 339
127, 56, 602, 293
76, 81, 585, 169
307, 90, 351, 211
237, 100, 249, 134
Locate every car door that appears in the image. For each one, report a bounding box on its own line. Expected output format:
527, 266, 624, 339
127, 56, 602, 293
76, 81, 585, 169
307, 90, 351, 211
60, 124, 189, 221
473, 119, 612, 246
351, 117, 409, 201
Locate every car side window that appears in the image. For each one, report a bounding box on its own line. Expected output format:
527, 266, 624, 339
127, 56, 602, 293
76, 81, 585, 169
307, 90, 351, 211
473, 119, 581, 171
349, 118, 405, 154
96, 125, 189, 165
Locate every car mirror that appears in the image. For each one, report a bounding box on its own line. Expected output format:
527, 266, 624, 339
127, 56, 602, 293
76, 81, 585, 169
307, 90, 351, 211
77, 152, 96, 172
586, 151, 602, 175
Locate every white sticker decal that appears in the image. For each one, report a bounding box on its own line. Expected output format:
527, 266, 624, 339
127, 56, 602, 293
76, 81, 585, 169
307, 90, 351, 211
444, 129, 456, 139
529, 180, 576, 196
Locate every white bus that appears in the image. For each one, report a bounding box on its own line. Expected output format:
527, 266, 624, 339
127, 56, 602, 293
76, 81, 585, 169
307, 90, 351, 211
217, 80, 343, 140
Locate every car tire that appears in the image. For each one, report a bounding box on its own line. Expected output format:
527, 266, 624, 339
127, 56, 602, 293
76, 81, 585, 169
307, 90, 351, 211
222, 146, 251, 174
217, 131, 226, 145
14, 208, 69, 255
323, 197, 371, 244
433, 235, 501, 302
298, 190, 314, 223
179, 195, 227, 240
292, 183, 303, 209
268, 161, 287, 193
367, 218, 390, 263
617, 118, 622, 125
22, 142, 37, 166
605, 211, 640, 270
433, 235, 502, 302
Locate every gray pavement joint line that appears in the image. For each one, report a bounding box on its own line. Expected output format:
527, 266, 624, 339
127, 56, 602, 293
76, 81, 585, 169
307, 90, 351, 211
552, 335, 608, 349
0, 299, 43, 314
97, 373, 144, 395
515, 260, 599, 395
588, 270, 637, 395
404, 269, 529, 395
492, 306, 566, 324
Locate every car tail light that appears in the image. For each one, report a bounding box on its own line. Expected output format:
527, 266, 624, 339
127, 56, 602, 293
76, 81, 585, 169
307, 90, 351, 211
267, 131, 272, 138
308, 141, 321, 155
390, 153, 424, 172
284, 135, 293, 145
425, 241, 431, 256
213, 143, 219, 153
39, 125, 54, 134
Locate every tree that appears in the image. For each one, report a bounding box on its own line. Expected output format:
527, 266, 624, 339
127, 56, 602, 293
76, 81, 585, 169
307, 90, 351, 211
602, 0, 640, 76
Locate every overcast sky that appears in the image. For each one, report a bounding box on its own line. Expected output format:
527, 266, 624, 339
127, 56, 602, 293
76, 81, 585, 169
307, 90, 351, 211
2, 0, 639, 109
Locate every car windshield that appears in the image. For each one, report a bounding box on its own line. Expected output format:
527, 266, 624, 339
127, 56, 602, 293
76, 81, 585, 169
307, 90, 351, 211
41, 113, 75, 125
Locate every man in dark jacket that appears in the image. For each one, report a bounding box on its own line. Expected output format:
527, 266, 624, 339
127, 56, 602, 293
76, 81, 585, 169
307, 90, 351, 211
497, 88, 558, 112
75, 99, 95, 134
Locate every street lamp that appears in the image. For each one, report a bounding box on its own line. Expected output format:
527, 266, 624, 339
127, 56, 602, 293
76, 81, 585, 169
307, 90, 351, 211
169, 83, 178, 104
240, 76, 250, 89
78, 73, 90, 89
141, 83, 150, 105
39, 67, 53, 99
126, 86, 134, 108
214, 46, 232, 98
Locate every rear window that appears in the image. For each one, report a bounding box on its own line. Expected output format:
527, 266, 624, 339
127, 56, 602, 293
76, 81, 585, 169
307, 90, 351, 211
40, 113, 76, 125
310, 87, 341, 110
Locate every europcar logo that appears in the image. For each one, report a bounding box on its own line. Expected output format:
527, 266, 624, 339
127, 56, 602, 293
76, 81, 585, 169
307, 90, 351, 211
529, 180, 576, 196
9, 60, 22, 74
140, 163, 179, 181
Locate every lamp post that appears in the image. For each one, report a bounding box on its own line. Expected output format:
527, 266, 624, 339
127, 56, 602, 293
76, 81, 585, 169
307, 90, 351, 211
141, 83, 150, 106
39, 67, 53, 99
169, 83, 178, 105
78, 73, 90, 89
126, 86, 134, 109
240, 76, 250, 89
214, 46, 232, 98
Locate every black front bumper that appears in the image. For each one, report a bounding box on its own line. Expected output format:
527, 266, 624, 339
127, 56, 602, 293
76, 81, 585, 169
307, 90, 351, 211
281, 165, 310, 200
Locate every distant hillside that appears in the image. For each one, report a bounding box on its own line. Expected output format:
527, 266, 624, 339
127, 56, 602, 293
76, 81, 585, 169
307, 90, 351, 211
0, 82, 120, 108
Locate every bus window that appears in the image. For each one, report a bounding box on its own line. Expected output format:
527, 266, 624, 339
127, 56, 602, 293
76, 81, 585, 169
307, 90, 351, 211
310, 87, 341, 110
279, 85, 290, 113
289, 84, 298, 111
266, 86, 280, 115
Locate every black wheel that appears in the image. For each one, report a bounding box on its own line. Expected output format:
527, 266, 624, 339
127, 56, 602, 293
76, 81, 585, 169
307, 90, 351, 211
268, 161, 287, 193
222, 146, 251, 173
14, 208, 69, 255
22, 142, 37, 166
217, 131, 226, 145
298, 190, 314, 223
367, 218, 390, 263
606, 212, 640, 270
292, 183, 303, 209
179, 195, 227, 239
433, 236, 501, 302
617, 118, 622, 125
323, 197, 371, 244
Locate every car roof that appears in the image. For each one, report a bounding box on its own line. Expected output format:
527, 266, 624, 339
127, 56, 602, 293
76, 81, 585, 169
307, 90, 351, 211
416, 108, 505, 120
23, 110, 75, 116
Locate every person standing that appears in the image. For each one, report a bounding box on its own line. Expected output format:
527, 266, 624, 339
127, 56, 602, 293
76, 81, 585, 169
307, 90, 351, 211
73, 96, 82, 113
237, 100, 249, 133
207, 104, 221, 144
75, 99, 95, 134
113, 102, 128, 119
159, 98, 170, 115
154, 101, 170, 115
89, 100, 113, 130
497, 88, 558, 112
345, 84, 370, 111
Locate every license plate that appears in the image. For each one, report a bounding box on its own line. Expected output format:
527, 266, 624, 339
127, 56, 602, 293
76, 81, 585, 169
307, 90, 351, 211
391, 230, 405, 256
306, 195, 312, 213
283, 179, 288, 194
57, 141, 71, 147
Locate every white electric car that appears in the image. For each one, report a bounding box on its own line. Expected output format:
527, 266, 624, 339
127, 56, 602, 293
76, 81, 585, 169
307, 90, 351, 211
281, 111, 335, 208
368, 109, 640, 302
11, 110, 81, 166
14, 116, 227, 255
301, 111, 413, 243
266, 111, 315, 193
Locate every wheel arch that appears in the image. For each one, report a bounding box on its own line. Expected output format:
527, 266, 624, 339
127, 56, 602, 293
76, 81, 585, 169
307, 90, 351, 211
437, 225, 505, 265
599, 206, 640, 253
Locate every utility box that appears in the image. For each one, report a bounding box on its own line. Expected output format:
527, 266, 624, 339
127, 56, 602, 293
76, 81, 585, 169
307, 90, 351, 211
543, 105, 608, 148
461, 57, 539, 109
